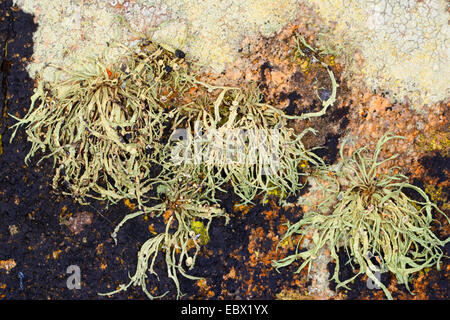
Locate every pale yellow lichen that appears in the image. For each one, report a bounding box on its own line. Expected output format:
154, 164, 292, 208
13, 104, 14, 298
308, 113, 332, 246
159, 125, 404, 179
14, 0, 448, 107
13, 0, 135, 82
14, 0, 303, 79
129, 0, 304, 72
305, 0, 450, 108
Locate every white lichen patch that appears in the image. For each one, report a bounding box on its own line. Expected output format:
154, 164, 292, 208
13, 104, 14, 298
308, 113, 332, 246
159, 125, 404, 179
13, 0, 450, 107
13, 0, 136, 82
120, 0, 303, 72
305, 0, 450, 108
14, 0, 303, 81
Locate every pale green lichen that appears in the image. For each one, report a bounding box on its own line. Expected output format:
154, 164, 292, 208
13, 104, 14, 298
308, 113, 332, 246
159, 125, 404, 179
99, 178, 228, 299
10, 41, 194, 208
274, 133, 450, 300
11, 35, 336, 299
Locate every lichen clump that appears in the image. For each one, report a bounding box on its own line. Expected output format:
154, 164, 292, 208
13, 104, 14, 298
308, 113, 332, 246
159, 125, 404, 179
100, 179, 228, 299
11, 29, 447, 300
11, 37, 330, 298
10, 41, 193, 208
273, 133, 450, 299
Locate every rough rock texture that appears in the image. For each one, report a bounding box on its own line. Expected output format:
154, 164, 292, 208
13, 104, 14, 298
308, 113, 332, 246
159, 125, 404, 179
126, 0, 303, 72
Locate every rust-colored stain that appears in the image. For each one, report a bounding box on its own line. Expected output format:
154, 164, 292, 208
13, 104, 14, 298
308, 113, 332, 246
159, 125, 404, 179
123, 199, 136, 211
52, 249, 62, 260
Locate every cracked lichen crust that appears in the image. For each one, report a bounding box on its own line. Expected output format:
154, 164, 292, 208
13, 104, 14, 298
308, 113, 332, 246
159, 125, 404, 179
13, 0, 135, 83
307, 0, 449, 108
14, 0, 303, 80
118, 0, 304, 72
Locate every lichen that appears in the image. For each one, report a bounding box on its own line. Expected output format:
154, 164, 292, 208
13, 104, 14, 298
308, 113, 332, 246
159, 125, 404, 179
274, 133, 450, 300
14, 0, 304, 79
304, 0, 450, 108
